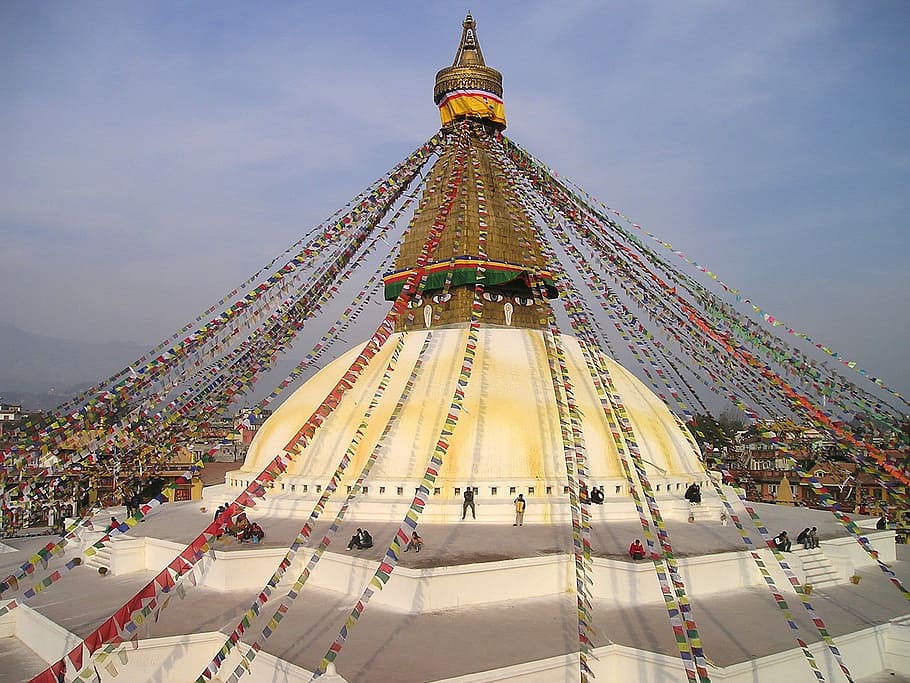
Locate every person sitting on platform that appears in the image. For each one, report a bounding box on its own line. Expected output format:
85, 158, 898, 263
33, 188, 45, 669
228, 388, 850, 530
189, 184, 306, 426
233, 512, 251, 539
807, 527, 819, 549
237, 520, 265, 543
877, 515, 888, 530
214, 504, 226, 522
774, 531, 791, 552
684, 483, 701, 504
404, 531, 423, 553
796, 527, 811, 549
629, 539, 646, 560
359, 528, 373, 549
347, 528, 365, 550
591, 486, 605, 505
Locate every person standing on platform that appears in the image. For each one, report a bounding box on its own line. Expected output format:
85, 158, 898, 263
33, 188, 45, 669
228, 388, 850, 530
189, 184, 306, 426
513, 493, 526, 526
462, 486, 476, 520
629, 539, 646, 560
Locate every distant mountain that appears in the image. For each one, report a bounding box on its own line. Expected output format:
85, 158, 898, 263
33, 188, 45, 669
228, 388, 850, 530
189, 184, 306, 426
0, 321, 147, 409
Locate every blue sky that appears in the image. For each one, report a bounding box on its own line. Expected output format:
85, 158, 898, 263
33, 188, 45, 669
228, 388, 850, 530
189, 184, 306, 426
1, 1, 908, 397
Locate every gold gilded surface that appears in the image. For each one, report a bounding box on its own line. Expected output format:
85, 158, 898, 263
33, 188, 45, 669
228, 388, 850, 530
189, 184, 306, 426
393, 125, 548, 331
434, 13, 503, 103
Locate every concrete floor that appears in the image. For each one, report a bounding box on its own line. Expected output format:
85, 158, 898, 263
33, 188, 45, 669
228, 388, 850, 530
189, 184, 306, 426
1, 500, 908, 682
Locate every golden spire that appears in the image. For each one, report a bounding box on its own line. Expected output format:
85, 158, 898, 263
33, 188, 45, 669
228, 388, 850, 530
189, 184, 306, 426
434, 13, 506, 130
383, 14, 555, 332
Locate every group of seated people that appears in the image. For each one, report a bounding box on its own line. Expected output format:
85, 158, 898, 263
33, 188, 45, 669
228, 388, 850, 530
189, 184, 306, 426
580, 484, 606, 505
348, 528, 424, 553
684, 483, 702, 504
347, 528, 373, 550
795, 527, 819, 549
776, 528, 822, 552
214, 504, 265, 544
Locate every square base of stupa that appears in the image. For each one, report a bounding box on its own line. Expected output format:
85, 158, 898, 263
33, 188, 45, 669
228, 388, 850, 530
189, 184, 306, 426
2, 495, 909, 682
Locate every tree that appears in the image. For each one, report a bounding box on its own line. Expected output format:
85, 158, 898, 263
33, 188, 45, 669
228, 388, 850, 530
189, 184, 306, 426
687, 414, 735, 453
718, 406, 748, 434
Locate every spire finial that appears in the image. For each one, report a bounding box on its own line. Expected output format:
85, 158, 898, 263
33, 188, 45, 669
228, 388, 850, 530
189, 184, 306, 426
452, 12, 484, 67
434, 14, 506, 129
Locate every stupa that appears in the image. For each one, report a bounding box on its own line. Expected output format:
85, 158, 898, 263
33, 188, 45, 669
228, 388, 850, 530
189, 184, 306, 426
3, 14, 908, 683
226, 12, 714, 525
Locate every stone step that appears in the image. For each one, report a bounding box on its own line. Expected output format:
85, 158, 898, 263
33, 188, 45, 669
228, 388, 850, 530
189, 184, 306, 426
686, 504, 720, 522
793, 548, 840, 588
83, 545, 113, 571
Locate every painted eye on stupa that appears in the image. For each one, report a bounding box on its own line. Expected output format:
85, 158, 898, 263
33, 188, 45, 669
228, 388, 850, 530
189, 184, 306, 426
513, 297, 534, 307
483, 292, 504, 302
432, 293, 452, 303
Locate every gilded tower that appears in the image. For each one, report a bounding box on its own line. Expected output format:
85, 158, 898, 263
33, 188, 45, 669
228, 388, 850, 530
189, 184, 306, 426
383, 13, 557, 331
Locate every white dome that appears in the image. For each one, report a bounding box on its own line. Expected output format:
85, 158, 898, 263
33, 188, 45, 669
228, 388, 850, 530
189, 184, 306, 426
239, 328, 705, 505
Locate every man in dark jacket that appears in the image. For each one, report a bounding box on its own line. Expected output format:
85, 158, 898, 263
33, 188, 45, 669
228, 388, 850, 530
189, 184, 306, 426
462, 487, 476, 520
359, 529, 373, 549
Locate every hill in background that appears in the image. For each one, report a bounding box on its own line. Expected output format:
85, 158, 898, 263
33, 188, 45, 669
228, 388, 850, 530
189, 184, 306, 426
0, 321, 147, 410
0, 321, 312, 413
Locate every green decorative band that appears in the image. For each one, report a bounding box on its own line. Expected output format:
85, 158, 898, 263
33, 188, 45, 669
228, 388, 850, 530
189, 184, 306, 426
383, 259, 557, 300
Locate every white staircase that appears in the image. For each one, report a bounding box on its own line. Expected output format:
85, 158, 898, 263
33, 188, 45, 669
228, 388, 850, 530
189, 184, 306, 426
793, 548, 840, 588
687, 502, 719, 522
83, 543, 113, 572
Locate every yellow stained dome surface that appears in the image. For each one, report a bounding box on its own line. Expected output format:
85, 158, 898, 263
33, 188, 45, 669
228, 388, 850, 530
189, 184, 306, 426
241, 328, 705, 488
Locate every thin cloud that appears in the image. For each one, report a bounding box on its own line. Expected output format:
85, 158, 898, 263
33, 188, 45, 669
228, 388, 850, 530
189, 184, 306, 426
0, 2, 907, 397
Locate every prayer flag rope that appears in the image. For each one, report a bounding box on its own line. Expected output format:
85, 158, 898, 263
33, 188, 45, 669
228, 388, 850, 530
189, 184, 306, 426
4, 136, 441, 486
506, 136, 900, 495
0, 459, 203, 615
503, 153, 700, 423
716, 478, 851, 681
214, 334, 435, 683
3, 138, 440, 532
311, 121, 482, 679
198, 333, 408, 680
504, 137, 909, 417
499, 137, 705, 681
501, 136, 908, 468
494, 135, 598, 681
562, 173, 910, 414
673, 431, 840, 681
18, 146, 425, 426
25, 135, 448, 683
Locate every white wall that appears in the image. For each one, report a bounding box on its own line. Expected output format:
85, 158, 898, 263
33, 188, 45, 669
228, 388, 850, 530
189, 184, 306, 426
6, 600, 905, 683
99, 534, 864, 613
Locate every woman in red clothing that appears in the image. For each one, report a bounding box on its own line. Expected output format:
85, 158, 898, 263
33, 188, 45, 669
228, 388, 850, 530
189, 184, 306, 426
629, 539, 646, 560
